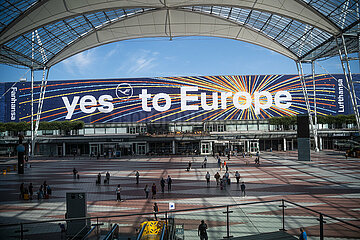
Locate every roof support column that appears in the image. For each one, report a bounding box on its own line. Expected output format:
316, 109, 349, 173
335, 34, 360, 133
311, 61, 319, 152
295, 60, 317, 153
30, 68, 34, 157
31, 31, 35, 157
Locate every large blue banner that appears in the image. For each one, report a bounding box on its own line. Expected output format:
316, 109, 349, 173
1, 74, 358, 123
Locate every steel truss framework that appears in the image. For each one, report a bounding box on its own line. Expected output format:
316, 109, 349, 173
0, 0, 359, 152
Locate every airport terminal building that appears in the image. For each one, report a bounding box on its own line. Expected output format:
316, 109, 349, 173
1, 74, 358, 157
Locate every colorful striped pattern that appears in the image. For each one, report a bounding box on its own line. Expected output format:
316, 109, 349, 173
7, 74, 350, 123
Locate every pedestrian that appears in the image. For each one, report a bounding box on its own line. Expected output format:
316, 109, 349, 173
224, 161, 227, 171
226, 164, 229, 172
235, 171, 240, 184
205, 171, 210, 187
47, 184, 52, 196
151, 183, 157, 199
203, 156, 207, 168
225, 171, 230, 185
29, 183, 33, 200
43, 181, 48, 195
73, 168, 78, 178
217, 156, 221, 168
160, 178, 165, 193
116, 184, 122, 201
135, 171, 140, 184
214, 172, 220, 185
299, 227, 307, 240
37, 185, 44, 200
167, 175, 172, 191
227, 153, 230, 161
153, 202, 159, 220
188, 161, 192, 170
20, 183, 24, 200
59, 223, 66, 239
97, 173, 101, 185
241, 182, 246, 197
198, 220, 208, 240
106, 171, 110, 184
144, 184, 149, 199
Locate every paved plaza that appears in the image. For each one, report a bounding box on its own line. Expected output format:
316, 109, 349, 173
0, 151, 359, 239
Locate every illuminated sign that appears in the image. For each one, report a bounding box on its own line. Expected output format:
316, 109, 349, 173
0, 74, 358, 123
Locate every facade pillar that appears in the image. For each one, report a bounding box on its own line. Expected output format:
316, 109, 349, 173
283, 138, 287, 152
62, 142, 66, 157
319, 137, 323, 151
172, 140, 176, 155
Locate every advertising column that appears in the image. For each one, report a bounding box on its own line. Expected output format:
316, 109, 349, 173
297, 115, 310, 161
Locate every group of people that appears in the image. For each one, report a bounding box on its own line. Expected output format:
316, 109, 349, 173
143, 175, 172, 200
114, 173, 173, 202
20, 181, 51, 200
96, 171, 111, 184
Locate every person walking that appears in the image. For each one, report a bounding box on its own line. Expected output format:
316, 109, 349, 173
167, 175, 172, 191
37, 185, 44, 200
188, 161, 192, 170
299, 227, 307, 240
203, 156, 207, 168
116, 184, 122, 201
160, 178, 165, 193
214, 172, 220, 186
135, 171, 140, 184
205, 171, 210, 187
73, 168, 78, 178
97, 173, 101, 185
43, 181, 48, 195
151, 183, 157, 199
153, 202, 159, 220
106, 171, 110, 184
198, 220, 208, 240
240, 182, 246, 197
235, 171, 240, 184
20, 183, 24, 200
29, 183, 33, 200
144, 184, 149, 199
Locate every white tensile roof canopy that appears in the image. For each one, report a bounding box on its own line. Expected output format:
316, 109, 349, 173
0, 0, 359, 69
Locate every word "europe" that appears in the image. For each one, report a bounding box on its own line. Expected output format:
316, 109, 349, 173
140, 87, 291, 114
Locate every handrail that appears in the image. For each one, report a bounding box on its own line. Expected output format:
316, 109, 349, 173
103, 223, 119, 240
136, 222, 147, 240
160, 223, 166, 240
70, 224, 88, 240
0, 199, 279, 227
284, 200, 360, 230
0, 198, 359, 234
82, 225, 97, 240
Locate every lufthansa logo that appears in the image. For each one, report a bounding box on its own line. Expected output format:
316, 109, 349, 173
116, 83, 133, 100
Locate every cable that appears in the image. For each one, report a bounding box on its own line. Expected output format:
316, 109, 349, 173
0, 68, 30, 100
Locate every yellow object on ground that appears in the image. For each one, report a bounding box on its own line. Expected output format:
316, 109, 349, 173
139, 221, 166, 240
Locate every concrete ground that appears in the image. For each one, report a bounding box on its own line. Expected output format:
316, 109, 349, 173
0, 150, 359, 239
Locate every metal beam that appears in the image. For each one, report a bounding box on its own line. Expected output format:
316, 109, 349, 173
336, 34, 360, 133
295, 60, 317, 154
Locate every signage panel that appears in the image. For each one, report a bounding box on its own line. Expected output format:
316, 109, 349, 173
0, 74, 357, 123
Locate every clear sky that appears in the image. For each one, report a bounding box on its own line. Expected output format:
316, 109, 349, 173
0, 36, 358, 83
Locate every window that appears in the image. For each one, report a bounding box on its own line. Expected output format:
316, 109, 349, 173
217, 125, 225, 132
140, 126, 147, 133
201, 143, 210, 154
129, 127, 136, 134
